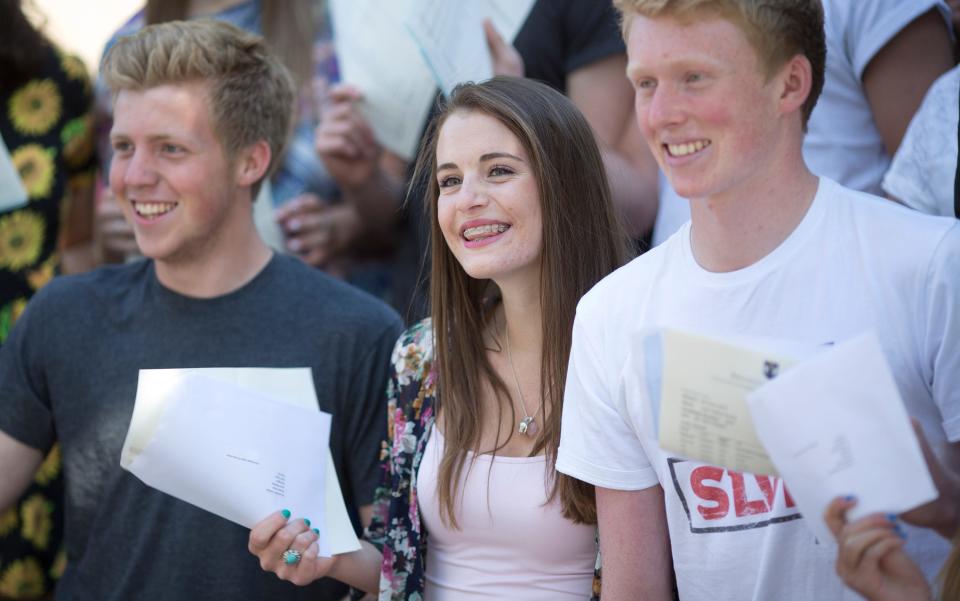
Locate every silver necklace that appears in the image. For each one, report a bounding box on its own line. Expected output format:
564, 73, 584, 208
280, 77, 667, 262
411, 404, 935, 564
504, 324, 541, 436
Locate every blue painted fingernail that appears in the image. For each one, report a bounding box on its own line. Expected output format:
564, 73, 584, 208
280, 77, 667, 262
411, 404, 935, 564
886, 513, 898, 523
843, 494, 855, 502
304, 518, 311, 527
281, 509, 291, 519
312, 528, 319, 535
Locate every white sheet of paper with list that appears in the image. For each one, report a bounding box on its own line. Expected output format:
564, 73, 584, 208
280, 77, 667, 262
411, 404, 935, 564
746, 333, 937, 544
405, 0, 535, 97
0, 133, 28, 212
120, 368, 360, 556
652, 328, 801, 476
329, 0, 437, 160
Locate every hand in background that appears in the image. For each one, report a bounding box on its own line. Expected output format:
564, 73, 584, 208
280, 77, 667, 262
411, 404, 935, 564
275, 194, 360, 269
483, 19, 524, 78
315, 85, 381, 191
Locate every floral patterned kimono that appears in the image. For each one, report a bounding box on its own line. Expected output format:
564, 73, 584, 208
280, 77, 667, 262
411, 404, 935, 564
355, 319, 602, 600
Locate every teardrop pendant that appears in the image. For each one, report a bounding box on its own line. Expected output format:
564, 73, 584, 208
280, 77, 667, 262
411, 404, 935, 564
518, 416, 537, 436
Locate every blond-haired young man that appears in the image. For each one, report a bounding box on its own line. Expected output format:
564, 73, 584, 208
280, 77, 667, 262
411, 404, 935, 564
0, 21, 401, 601
557, 1, 960, 599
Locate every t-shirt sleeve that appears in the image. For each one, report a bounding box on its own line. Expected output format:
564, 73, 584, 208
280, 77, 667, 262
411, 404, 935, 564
0, 290, 55, 452
844, 0, 949, 79
561, 0, 625, 74
926, 223, 960, 442
343, 318, 404, 507
557, 307, 658, 490
882, 67, 958, 217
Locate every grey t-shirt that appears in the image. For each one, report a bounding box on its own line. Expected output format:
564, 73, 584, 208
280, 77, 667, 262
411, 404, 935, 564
0, 254, 402, 601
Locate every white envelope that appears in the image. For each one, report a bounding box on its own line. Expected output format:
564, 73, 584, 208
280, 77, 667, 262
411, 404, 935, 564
121, 367, 361, 556
405, 0, 535, 97
747, 333, 937, 543
329, 0, 437, 160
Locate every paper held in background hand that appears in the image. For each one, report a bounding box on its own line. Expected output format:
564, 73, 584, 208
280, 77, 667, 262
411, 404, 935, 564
405, 0, 536, 97
747, 333, 937, 544
329, 0, 437, 160
121, 368, 360, 557
0, 133, 28, 212
652, 329, 800, 476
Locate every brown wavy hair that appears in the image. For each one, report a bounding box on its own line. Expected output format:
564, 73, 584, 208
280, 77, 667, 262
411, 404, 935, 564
410, 77, 631, 527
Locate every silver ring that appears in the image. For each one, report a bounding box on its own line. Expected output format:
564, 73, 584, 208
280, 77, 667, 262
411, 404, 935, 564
281, 548, 302, 565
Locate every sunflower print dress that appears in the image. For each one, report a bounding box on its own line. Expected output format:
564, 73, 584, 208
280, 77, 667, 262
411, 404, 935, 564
0, 46, 95, 599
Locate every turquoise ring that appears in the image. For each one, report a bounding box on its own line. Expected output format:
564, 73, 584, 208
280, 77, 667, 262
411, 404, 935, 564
281, 549, 302, 565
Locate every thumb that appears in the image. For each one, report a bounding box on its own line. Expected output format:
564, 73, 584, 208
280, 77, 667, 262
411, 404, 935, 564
483, 19, 506, 57
483, 19, 524, 78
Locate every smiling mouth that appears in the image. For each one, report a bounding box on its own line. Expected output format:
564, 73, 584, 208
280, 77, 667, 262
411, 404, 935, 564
133, 201, 177, 219
665, 139, 711, 157
462, 223, 509, 241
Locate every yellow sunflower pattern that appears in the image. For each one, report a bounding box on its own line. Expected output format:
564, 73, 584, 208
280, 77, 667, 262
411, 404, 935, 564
0, 558, 45, 597
61, 115, 93, 167
8, 79, 61, 136
11, 144, 55, 199
33, 445, 61, 487
27, 254, 57, 291
49, 549, 66, 580
0, 298, 28, 342
59, 52, 88, 84
19, 495, 53, 551
0, 508, 18, 537
0, 211, 45, 270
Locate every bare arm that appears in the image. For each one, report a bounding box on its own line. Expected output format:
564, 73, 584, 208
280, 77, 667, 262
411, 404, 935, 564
0, 430, 44, 513
567, 55, 659, 238
597, 485, 673, 601
862, 8, 953, 156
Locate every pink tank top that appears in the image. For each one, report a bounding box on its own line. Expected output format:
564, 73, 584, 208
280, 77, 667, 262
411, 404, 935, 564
417, 425, 596, 600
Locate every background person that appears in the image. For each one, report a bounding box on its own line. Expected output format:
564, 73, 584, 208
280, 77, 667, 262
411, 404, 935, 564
0, 0, 97, 597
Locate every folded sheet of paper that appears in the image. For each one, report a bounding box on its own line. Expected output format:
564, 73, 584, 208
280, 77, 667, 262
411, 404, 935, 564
747, 333, 937, 544
329, 0, 437, 160
406, 0, 536, 97
121, 368, 360, 556
652, 328, 802, 476
0, 133, 28, 213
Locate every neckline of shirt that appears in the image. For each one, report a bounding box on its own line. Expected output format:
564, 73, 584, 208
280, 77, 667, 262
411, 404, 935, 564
677, 177, 830, 287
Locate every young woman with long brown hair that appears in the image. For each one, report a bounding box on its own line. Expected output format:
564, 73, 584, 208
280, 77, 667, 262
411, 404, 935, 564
249, 76, 631, 599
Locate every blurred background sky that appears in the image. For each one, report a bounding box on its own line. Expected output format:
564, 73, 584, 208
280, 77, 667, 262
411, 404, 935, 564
26, 0, 142, 73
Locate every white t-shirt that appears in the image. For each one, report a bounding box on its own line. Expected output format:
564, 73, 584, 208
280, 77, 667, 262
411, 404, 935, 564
883, 65, 959, 218
557, 178, 960, 600
651, 0, 950, 246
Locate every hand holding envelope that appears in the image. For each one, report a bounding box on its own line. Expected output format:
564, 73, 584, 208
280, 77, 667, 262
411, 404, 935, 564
120, 368, 360, 557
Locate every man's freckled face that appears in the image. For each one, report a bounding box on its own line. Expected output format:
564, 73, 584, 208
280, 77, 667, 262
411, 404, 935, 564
626, 14, 780, 201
